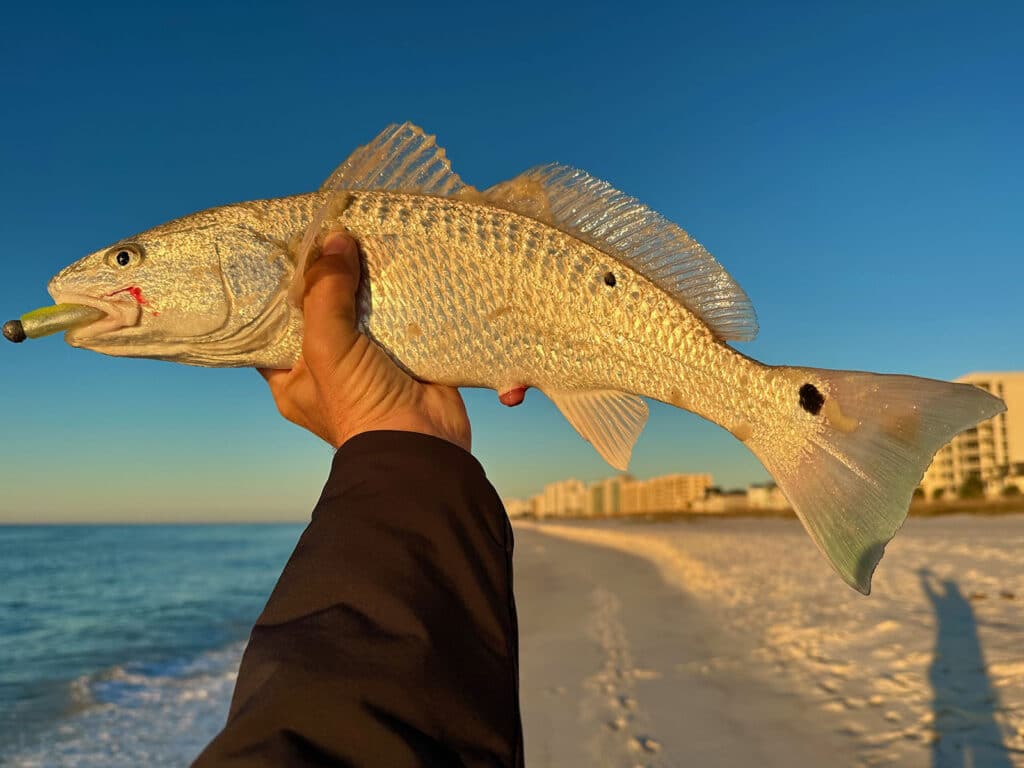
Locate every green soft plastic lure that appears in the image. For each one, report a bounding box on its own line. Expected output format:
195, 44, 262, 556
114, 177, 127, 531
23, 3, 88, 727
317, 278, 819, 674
3, 304, 106, 342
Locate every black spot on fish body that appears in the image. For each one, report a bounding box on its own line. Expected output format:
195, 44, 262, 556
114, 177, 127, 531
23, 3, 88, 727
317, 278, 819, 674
603, 271, 617, 287
799, 383, 825, 415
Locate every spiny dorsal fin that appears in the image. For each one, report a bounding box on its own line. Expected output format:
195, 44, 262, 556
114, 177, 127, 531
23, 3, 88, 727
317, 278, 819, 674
486, 164, 758, 343
320, 122, 471, 196
546, 389, 649, 470
291, 124, 473, 306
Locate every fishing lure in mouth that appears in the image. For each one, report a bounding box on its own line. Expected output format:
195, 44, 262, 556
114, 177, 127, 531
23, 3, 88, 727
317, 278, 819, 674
3, 304, 106, 343
2, 122, 1006, 594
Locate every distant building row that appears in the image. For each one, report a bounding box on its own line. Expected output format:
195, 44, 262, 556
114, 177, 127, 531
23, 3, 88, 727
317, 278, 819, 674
505, 372, 1022, 518
503, 473, 789, 519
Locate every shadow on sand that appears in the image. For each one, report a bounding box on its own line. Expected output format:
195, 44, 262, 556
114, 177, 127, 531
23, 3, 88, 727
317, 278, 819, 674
920, 570, 1015, 768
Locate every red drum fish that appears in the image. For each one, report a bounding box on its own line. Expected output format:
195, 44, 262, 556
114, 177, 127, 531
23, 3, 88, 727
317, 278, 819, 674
4, 123, 1004, 593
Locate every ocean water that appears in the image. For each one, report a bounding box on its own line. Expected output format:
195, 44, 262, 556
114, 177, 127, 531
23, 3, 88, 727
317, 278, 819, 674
0, 524, 303, 766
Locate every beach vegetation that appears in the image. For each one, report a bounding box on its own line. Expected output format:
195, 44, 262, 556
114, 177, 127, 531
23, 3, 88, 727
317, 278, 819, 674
958, 474, 984, 500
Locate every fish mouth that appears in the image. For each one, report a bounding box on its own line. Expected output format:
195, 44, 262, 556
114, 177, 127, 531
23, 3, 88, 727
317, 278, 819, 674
49, 292, 142, 341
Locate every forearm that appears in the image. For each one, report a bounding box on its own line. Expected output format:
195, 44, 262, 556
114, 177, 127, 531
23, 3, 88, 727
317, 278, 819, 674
193, 431, 523, 767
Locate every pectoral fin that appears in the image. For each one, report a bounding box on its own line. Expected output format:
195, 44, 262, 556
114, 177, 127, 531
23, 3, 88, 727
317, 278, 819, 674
547, 389, 648, 470
288, 194, 353, 307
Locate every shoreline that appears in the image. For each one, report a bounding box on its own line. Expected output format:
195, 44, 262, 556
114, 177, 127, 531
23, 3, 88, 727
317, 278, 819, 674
515, 502, 1024, 525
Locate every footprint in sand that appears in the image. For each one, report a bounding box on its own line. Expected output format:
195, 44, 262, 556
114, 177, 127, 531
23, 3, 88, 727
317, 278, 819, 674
583, 588, 665, 765
631, 668, 662, 681
631, 735, 661, 754
607, 715, 629, 732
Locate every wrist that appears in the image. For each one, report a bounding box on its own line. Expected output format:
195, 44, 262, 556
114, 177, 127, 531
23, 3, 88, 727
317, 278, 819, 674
332, 412, 470, 453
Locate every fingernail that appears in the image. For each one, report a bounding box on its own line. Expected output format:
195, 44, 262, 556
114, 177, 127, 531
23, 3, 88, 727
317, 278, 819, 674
321, 232, 355, 258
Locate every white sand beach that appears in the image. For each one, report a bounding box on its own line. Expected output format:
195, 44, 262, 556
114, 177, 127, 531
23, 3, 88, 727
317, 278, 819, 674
515, 515, 1024, 768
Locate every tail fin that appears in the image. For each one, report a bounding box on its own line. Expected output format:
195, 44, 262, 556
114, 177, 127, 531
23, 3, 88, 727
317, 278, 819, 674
754, 369, 1005, 595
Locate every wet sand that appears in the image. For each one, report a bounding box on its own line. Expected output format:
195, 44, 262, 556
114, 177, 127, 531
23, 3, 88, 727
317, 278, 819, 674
515, 516, 1024, 768
515, 527, 851, 767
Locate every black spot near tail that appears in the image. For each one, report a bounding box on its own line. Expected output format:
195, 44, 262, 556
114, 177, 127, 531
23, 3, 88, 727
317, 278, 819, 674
799, 383, 825, 415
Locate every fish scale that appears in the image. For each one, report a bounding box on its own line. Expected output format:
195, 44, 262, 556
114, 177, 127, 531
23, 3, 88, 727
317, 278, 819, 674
7, 122, 1005, 594
349, 192, 722, 402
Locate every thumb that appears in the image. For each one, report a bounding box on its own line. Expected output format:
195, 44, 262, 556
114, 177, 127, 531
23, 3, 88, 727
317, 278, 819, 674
301, 232, 361, 370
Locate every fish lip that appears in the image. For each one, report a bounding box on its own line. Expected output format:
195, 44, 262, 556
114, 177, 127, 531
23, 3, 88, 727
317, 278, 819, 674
49, 292, 142, 341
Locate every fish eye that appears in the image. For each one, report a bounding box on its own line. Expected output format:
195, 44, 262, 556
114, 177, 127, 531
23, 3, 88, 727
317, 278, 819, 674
603, 271, 617, 287
107, 245, 144, 269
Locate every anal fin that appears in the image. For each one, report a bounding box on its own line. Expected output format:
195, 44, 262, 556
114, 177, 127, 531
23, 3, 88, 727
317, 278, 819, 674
547, 389, 648, 470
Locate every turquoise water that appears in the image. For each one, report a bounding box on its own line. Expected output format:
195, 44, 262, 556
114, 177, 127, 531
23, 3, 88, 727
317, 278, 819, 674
0, 524, 302, 765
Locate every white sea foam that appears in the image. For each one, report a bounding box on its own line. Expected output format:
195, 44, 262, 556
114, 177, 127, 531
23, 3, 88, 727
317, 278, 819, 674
7, 642, 245, 767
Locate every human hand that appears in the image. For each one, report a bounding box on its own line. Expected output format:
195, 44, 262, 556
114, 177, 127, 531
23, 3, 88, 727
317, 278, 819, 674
259, 232, 471, 452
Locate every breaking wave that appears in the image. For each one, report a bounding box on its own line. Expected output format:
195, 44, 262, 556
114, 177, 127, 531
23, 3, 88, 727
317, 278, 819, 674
6, 642, 245, 767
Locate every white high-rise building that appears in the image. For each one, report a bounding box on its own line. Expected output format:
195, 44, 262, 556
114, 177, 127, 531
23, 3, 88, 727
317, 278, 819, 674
537, 478, 587, 517
620, 473, 713, 515
502, 498, 532, 518
747, 482, 789, 511
586, 475, 633, 517
921, 372, 1024, 499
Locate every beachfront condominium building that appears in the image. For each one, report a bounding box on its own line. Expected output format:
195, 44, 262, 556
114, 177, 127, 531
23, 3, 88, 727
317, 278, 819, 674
620, 473, 714, 515
521, 472, 714, 518
747, 482, 790, 511
920, 372, 1024, 499
502, 498, 532, 518
536, 478, 587, 517
690, 488, 748, 513
588, 475, 633, 517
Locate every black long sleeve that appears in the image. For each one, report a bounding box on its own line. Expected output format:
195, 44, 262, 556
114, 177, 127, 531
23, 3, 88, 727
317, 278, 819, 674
192, 431, 523, 768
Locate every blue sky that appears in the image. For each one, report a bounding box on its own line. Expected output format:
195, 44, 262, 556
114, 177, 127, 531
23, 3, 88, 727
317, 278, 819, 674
0, 1, 1020, 522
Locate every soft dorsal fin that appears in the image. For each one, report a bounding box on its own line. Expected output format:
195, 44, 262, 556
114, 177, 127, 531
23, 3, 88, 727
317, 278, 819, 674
320, 122, 470, 196
546, 389, 649, 470
483, 175, 554, 223
485, 164, 758, 342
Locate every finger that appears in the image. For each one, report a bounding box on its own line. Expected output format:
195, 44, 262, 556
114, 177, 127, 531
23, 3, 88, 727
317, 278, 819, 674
302, 232, 362, 370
